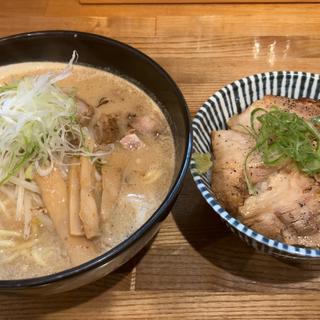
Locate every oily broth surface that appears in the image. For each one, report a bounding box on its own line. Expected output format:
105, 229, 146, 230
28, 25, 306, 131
0, 62, 175, 279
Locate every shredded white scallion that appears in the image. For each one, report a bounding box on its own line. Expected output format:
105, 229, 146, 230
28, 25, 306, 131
0, 229, 21, 238
0, 50, 90, 185
15, 170, 25, 221
9, 176, 40, 193
23, 192, 32, 239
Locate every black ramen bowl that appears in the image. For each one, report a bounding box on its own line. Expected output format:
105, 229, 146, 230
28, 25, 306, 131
0, 31, 192, 294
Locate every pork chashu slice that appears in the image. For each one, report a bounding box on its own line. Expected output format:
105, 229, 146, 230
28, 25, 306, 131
228, 96, 320, 132
211, 129, 276, 214
239, 167, 320, 247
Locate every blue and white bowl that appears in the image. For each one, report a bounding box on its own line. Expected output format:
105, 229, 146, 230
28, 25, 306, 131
191, 71, 320, 259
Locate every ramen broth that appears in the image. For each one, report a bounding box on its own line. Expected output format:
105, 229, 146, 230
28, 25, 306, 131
0, 62, 175, 279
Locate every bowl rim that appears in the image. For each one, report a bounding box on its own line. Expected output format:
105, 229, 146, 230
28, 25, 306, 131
191, 70, 320, 258
0, 30, 192, 288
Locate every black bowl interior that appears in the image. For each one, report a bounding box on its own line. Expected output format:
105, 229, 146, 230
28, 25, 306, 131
0, 31, 192, 289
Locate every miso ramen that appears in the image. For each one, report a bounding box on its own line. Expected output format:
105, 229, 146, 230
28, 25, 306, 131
0, 56, 175, 279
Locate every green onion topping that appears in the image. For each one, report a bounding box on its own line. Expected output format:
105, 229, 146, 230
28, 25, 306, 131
244, 106, 320, 194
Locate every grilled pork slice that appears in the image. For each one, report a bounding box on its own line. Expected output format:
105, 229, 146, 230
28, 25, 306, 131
129, 115, 160, 135
211, 129, 276, 214
239, 167, 320, 246
92, 113, 120, 145
228, 96, 320, 132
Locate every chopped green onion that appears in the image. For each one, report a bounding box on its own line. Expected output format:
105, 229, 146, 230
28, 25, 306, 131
244, 107, 320, 192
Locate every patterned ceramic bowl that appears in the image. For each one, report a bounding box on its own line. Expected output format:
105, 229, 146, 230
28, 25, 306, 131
191, 71, 320, 259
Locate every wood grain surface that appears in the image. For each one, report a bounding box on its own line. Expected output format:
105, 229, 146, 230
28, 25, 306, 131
2, 1, 320, 319
80, 0, 320, 4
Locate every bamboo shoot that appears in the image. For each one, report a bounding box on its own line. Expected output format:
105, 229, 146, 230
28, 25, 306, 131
35, 168, 97, 266
79, 156, 100, 239
68, 160, 84, 236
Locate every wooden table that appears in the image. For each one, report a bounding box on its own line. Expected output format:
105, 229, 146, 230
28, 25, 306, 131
2, 1, 320, 319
